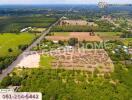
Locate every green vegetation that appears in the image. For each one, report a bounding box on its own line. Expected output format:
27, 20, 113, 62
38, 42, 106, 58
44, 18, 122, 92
0, 14, 58, 71
0, 33, 37, 57
0, 63, 132, 100
51, 20, 121, 32
51, 25, 96, 32
105, 40, 131, 61
122, 38, 132, 46
114, 18, 132, 30
0, 16, 57, 33
120, 31, 132, 38
50, 32, 70, 36
0, 33, 38, 70
96, 32, 121, 40
0, 6, 132, 100
30, 28, 46, 33
96, 32, 121, 37
32, 40, 61, 51
40, 55, 55, 68
68, 38, 78, 46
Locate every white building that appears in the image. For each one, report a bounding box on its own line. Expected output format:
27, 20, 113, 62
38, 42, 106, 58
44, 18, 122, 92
20, 27, 32, 32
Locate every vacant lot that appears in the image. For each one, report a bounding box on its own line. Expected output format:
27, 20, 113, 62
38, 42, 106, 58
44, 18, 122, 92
44, 49, 114, 73
46, 32, 102, 41
60, 20, 97, 26
0, 33, 37, 57
40, 55, 55, 68
51, 32, 70, 36
31, 28, 46, 33
16, 53, 40, 68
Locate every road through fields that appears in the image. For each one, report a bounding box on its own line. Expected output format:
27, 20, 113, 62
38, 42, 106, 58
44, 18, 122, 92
0, 17, 62, 80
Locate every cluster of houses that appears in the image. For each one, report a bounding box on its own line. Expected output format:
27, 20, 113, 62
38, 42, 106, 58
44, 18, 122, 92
113, 45, 132, 54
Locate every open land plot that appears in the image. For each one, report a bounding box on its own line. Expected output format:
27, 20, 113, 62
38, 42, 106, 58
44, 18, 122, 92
16, 52, 40, 68
43, 49, 114, 73
46, 32, 102, 42
0, 33, 37, 57
60, 20, 98, 26
31, 28, 46, 33
39, 54, 55, 68
0, 16, 9, 20
51, 32, 70, 36
96, 32, 121, 40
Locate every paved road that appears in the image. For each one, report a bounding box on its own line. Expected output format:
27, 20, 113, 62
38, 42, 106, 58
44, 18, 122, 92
0, 18, 62, 80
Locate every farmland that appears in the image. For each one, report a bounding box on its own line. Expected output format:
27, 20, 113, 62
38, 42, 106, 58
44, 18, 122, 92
0, 4, 132, 100
51, 20, 121, 32
30, 28, 46, 33
0, 32, 38, 70
0, 33, 37, 57
51, 32, 70, 36
60, 20, 98, 26
0, 16, 57, 33
96, 32, 122, 40
46, 32, 102, 41
44, 49, 114, 73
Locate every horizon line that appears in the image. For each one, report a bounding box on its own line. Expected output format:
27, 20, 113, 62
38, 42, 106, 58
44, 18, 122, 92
0, 3, 132, 5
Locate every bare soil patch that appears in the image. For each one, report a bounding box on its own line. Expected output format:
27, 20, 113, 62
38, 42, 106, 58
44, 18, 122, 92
45, 48, 114, 73
16, 52, 40, 68
46, 32, 102, 42
60, 20, 97, 26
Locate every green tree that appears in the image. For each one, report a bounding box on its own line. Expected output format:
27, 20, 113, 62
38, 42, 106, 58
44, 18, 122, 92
8, 48, 13, 53
1, 76, 12, 88
58, 40, 64, 46
18, 44, 28, 51
11, 76, 22, 86
68, 38, 78, 46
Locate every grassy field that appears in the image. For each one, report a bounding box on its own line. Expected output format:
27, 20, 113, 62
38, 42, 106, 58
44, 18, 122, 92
96, 32, 121, 40
0, 33, 37, 57
50, 32, 122, 40
122, 38, 132, 46
31, 28, 46, 33
40, 55, 55, 68
51, 32, 70, 36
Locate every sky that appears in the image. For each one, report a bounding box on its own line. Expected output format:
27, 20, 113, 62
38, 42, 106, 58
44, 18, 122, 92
0, 0, 132, 5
